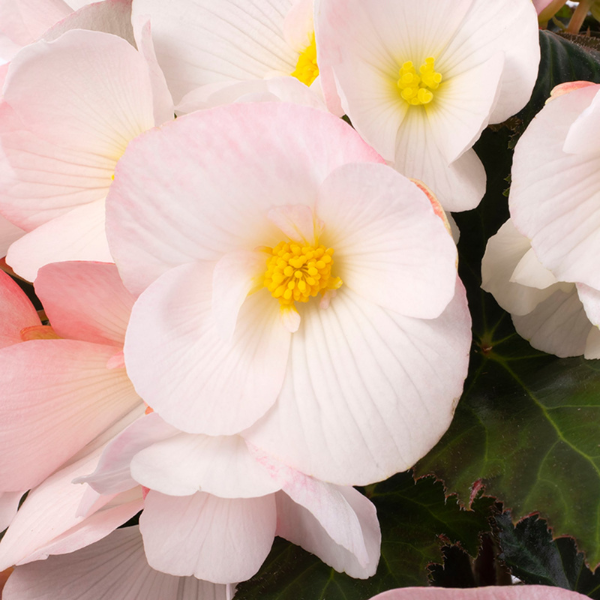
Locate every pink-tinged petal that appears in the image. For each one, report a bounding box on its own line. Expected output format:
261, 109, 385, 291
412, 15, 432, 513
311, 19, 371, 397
510, 84, 600, 290
0, 217, 24, 258
0, 0, 71, 46
250, 448, 379, 575
427, 52, 504, 165
6, 200, 112, 283
212, 250, 266, 342
283, 0, 313, 53
4, 527, 229, 600
0, 492, 23, 532
267, 204, 321, 245
275, 485, 380, 578
131, 0, 297, 104
585, 326, 600, 359
140, 491, 277, 583
175, 76, 327, 114
43, 0, 135, 46
132, 16, 175, 126
315, 0, 474, 158
78, 413, 179, 496
0, 269, 40, 349
439, 0, 540, 125
0, 339, 141, 491
107, 102, 382, 296
0, 29, 157, 228
578, 283, 600, 327
564, 86, 600, 154
370, 586, 590, 600
549, 81, 597, 102
131, 434, 281, 498
125, 262, 291, 435
24, 487, 143, 563
0, 446, 136, 570
316, 163, 457, 319
513, 287, 592, 358
393, 107, 487, 212
481, 220, 568, 316
35, 261, 134, 347
246, 281, 471, 486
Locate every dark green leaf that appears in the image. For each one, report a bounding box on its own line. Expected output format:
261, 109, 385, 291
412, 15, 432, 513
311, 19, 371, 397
235, 473, 495, 600
496, 512, 600, 598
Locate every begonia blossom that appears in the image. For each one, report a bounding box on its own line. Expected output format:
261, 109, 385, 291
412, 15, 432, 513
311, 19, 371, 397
482, 219, 600, 358
0, 261, 144, 492
316, 0, 540, 211
80, 412, 381, 583
509, 82, 600, 292
369, 585, 590, 600
106, 102, 471, 486
130, 0, 339, 113
3, 526, 232, 600
0, 22, 173, 281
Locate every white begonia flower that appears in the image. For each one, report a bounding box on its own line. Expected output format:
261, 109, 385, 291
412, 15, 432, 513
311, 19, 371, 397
131, 0, 341, 114
482, 219, 600, 359
315, 0, 540, 212
106, 102, 471, 486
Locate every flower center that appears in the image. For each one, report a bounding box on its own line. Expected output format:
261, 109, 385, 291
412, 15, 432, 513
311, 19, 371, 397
397, 57, 442, 106
291, 33, 319, 86
263, 241, 341, 307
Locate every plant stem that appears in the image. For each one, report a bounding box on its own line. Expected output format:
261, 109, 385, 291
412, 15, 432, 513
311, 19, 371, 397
567, 0, 593, 34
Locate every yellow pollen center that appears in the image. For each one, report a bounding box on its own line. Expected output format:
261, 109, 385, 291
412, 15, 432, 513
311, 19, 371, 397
397, 57, 442, 106
263, 241, 342, 307
291, 33, 319, 86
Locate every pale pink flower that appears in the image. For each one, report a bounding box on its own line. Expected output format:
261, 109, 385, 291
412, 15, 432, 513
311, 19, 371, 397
106, 102, 471, 486
482, 219, 600, 358
0, 261, 143, 492
81, 413, 381, 584
4, 526, 231, 600
316, 0, 540, 212
510, 82, 600, 292
0, 21, 173, 281
369, 586, 590, 600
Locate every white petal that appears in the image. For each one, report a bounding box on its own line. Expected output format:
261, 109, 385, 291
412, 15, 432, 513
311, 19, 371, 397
511, 247, 559, 289
513, 288, 592, 358
510, 83, 600, 289
140, 491, 276, 583
212, 250, 266, 342
124, 262, 291, 435
482, 219, 566, 316
394, 108, 487, 211
77, 413, 180, 496
246, 281, 471, 485
131, 434, 281, 498
131, 0, 297, 104
267, 204, 321, 245
0, 217, 24, 258
564, 86, 600, 154
6, 200, 112, 282
283, 0, 313, 53
439, 0, 540, 124
577, 283, 600, 327
275, 485, 380, 578
584, 326, 600, 360
315, 162, 457, 318
4, 526, 229, 600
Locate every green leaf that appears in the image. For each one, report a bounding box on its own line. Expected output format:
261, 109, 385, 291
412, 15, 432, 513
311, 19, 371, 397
496, 512, 600, 598
415, 125, 600, 569
234, 473, 495, 600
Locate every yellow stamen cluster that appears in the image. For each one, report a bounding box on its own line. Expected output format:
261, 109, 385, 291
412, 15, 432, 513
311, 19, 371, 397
397, 57, 442, 106
291, 33, 319, 86
263, 241, 341, 307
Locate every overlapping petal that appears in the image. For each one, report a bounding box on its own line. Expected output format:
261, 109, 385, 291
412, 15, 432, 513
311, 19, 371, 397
0, 269, 41, 349
246, 281, 471, 485
369, 586, 590, 600
140, 491, 277, 583
4, 526, 229, 600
